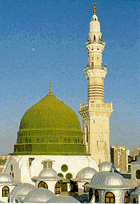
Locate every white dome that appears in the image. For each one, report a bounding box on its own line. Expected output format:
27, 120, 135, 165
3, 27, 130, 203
99, 161, 117, 172
39, 168, 57, 178
9, 183, 35, 196
135, 184, 140, 194
23, 188, 54, 203
46, 195, 80, 203
76, 167, 97, 181
34, 168, 63, 181
0, 173, 15, 184
88, 172, 133, 189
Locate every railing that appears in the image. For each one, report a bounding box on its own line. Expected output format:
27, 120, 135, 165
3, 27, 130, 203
90, 102, 112, 109
80, 102, 112, 111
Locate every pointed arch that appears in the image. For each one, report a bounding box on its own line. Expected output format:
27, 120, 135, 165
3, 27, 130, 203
95, 190, 99, 203
2, 186, 9, 197
105, 192, 115, 203
125, 191, 130, 203
89, 188, 93, 202
84, 182, 89, 192
55, 181, 60, 194
38, 181, 48, 189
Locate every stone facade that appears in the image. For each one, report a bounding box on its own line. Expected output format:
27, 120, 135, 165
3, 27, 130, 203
79, 8, 113, 165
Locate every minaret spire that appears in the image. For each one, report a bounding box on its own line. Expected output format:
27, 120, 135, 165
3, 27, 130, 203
93, 2, 96, 15
47, 80, 53, 95
49, 80, 51, 92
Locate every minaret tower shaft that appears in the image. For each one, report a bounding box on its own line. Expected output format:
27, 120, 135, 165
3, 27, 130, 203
79, 3, 113, 165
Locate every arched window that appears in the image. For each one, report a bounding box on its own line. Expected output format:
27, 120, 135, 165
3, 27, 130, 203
136, 169, 140, 179
89, 188, 93, 202
55, 181, 60, 194
84, 182, 89, 192
125, 191, 130, 203
94, 35, 96, 41
105, 192, 115, 203
133, 198, 136, 203
38, 181, 48, 189
2, 186, 9, 197
95, 190, 99, 203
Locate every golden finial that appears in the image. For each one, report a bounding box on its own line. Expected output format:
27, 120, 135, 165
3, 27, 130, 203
93, 2, 96, 15
47, 80, 53, 95
49, 80, 51, 92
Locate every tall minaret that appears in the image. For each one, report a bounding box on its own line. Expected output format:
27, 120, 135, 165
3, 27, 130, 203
79, 3, 113, 165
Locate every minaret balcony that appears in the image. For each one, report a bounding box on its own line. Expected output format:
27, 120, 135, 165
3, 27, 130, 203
79, 102, 113, 112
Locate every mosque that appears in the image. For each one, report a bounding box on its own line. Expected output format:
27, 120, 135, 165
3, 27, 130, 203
0, 3, 140, 203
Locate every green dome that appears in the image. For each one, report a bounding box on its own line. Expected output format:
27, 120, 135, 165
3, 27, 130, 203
13, 93, 88, 155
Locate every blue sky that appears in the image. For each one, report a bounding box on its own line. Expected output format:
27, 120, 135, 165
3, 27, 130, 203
0, 0, 139, 155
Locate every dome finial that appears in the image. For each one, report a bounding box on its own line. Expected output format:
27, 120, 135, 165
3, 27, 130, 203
93, 2, 96, 15
47, 80, 53, 95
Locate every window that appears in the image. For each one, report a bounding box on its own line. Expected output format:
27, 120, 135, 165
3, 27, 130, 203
38, 181, 48, 189
89, 188, 93, 202
29, 158, 35, 167
136, 169, 140, 179
125, 191, 130, 203
95, 190, 99, 203
55, 182, 60, 194
84, 182, 89, 192
11, 165, 13, 171
105, 192, 115, 203
66, 173, 73, 179
61, 164, 68, 172
2, 186, 9, 197
58, 173, 63, 178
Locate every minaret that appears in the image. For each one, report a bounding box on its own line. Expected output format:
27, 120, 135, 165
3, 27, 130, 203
79, 3, 113, 165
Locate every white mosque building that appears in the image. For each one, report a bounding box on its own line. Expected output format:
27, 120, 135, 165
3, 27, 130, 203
0, 3, 139, 203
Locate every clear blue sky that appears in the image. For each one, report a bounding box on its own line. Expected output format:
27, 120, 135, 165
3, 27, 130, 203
0, 0, 139, 155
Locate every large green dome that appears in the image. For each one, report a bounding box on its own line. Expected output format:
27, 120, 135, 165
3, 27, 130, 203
13, 92, 88, 155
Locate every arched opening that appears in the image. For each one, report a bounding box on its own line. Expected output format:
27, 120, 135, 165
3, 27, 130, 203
95, 190, 99, 203
2, 186, 9, 197
136, 169, 140, 179
15, 199, 19, 203
38, 181, 48, 189
55, 181, 60, 194
70, 181, 78, 193
133, 198, 136, 203
125, 191, 130, 203
61, 182, 67, 192
94, 35, 96, 41
84, 182, 89, 193
89, 188, 93, 202
105, 192, 115, 203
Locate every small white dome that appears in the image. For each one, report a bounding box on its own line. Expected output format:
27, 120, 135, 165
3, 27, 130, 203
88, 172, 133, 189
92, 14, 98, 21
46, 195, 80, 203
0, 173, 15, 184
76, 167, 97, 181
34, 168, 63, 181
99, 161, 117, 172
135, 184, 140, 194
9, 183, 35, 196
39, 168, 57, 178
23, 188, 54, 203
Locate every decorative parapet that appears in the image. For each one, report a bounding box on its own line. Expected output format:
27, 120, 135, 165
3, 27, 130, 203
80, 102, 113, 112
79, 103, 88, 111
89, 102, 113, 110
84, 66, 107, 78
